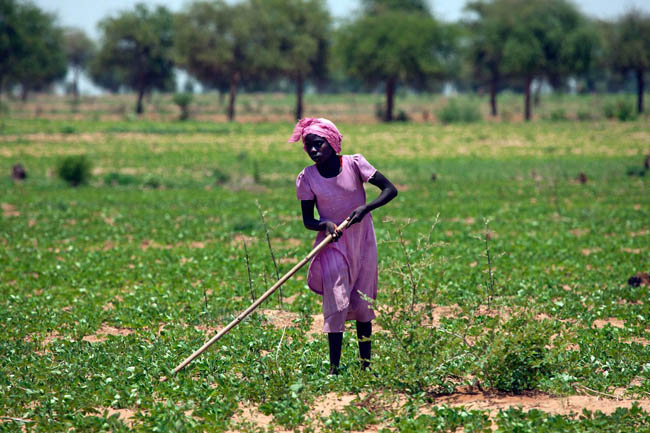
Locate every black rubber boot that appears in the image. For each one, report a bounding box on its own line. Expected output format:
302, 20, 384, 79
328, 332, 343, 375
356, 321, 372, 370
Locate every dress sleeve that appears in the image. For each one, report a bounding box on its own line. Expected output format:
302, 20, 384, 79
351, 153, 377, 183
296, 169, 315, 200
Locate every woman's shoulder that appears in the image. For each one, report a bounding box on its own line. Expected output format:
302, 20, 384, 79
296, 164, 315, 181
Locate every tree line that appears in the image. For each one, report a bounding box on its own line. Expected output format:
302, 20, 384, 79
1, 0, 649, 121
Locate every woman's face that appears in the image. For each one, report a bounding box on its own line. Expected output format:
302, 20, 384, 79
304, 133, 333, 164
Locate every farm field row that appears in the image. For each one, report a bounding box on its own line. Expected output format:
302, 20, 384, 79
1, 118, 649, 432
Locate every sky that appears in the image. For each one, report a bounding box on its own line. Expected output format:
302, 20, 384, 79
34, 0, 650, 40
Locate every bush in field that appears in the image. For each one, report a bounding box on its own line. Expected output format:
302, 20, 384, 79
480, 318, 554, 393
104, 172, 138, 186
173, 92, 193, 120
57, 155, 92, 186
577, 109, 596, 121
437, 99, 481, 124
549, 108, 567, 121
603, 99, 637, 121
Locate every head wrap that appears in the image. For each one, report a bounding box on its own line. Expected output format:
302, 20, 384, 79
288, 118, 343, 154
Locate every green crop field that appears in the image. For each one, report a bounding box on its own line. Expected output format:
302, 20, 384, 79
1, 111, 650, 432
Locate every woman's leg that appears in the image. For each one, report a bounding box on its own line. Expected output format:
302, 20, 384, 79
328, 332, 343, 375
355, 320, 372, 369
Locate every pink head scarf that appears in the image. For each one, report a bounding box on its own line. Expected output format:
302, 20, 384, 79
288, 118, 343, 154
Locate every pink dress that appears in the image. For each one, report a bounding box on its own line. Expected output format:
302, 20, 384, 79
296, 154, 378, 333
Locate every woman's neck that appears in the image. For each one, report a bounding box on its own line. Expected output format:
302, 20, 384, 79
316, 153, 341, 178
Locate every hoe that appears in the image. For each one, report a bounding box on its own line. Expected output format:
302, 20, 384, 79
167, 218, 351, 377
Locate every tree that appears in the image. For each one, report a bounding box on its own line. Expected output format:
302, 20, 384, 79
1, 1, 67, 100
464, 0, 514, 116
501, 0, 597, 120
251, 0, 331, 119
606, 10, 650, 113
336, 11, 454, 121
63, 27, 95, 101
175, 0, 273, 121
361, 0, 430, 15
0, 0, 22, 100
93, 4, 175, 114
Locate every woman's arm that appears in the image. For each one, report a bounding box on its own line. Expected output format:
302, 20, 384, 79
348, 170, 398, 225
301, 199, 342, 240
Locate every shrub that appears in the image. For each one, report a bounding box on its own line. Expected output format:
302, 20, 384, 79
603, 99, 637, 121
395, 109, 410, 122
549, 108, 567, 121
577, 109, 596, 121
479, 318, 554, 393
57, 155, 92, 187
375, 104, 410, 122
172, 93, 193, 121
104, 172, 138, 186
212, 167, 230, 184
143, 175, 162, 189
437, 99, 481, 124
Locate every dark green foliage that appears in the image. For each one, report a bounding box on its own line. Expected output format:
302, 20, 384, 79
103, 172, 138, 186
336, 10, 455, 121
56, 155, 92, 186
212, 167, 231, 184
437, 99, 481, 123
0, 0, 67, 98
92, 4, 175, 114
549, 108, 567, 121
603, 99, 637, 121
604, 10, 650, 113
173, 93, 193, 121
479, 318, 554, 393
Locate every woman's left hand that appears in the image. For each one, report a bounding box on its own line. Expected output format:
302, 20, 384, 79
348, 205, 368, 226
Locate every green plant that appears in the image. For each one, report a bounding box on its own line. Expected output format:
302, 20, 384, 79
173, 93, 193, 121
576, 109, 595, 121
437, 99, 481, 124
549, 108, 566, 121
479, 318, 554, 393
103, 172, 138, 186
212, 167, 230, 184
56, 155, 92, 186
603, 99, 637, 121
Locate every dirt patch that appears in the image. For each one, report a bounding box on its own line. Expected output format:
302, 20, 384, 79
581, 248, 602, 256
592, 318, 625, 329
427, 387, 650, 416
228, 401, 284, 433
25, 330, 65, 354
259, 309, 300, 329
82, 324, 135, 343
569, 228, 590, 237
1, 203, 20, 217
272, 237, 304, 249
312, 392, 357, 418
279, 257, 299, 264
231, 234, 257, 248
93, 407, 138, 427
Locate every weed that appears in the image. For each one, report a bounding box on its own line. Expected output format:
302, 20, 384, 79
479, 317, 555, 393
173, 93, 193, 121
603, 99, 637, 121
56, 155, 92, 186
437, 99, 481, 124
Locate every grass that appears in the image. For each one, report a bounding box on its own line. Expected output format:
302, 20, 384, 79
0, 111, 649, 432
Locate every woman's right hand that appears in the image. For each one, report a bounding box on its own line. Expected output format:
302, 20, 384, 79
320, 220, 342, 241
